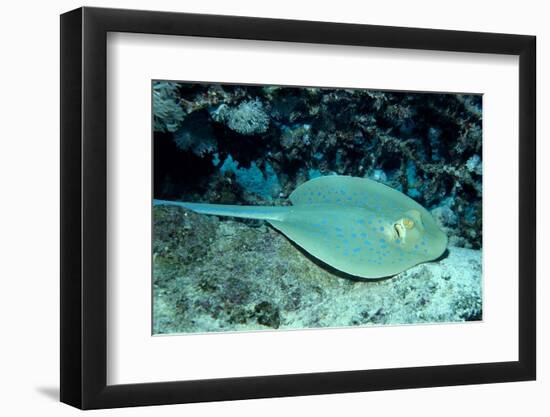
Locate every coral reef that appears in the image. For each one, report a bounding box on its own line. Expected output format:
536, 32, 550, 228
212, 99, 270, 135
152, 81, 186, 133
173, 112, 218, 157
153, 81, 482, 249
153, 206, 482, 334
218, 155, 281, 200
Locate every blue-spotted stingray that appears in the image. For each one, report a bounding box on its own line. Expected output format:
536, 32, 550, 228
154, 175, 447, 279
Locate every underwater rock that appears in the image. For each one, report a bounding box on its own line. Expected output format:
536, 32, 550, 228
153, 205, 218, 268
153, 205, 482, 334
431, 205, 458, 232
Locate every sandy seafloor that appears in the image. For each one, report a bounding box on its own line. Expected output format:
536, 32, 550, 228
153, 206, 482, 334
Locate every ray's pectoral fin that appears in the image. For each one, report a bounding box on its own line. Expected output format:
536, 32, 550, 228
266, 219, 339, 268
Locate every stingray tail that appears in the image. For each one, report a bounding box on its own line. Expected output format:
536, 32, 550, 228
153, 199, 288, 221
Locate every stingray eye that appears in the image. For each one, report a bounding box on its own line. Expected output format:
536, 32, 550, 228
403, 218, 415, 229
393, 223, 405, 240
392, 217, 415, 243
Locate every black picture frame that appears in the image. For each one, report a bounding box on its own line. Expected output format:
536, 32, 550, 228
60, 6, 536, 410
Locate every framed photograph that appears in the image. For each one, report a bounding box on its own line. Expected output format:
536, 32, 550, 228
60, 6, 536, 409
